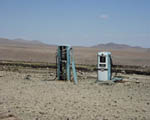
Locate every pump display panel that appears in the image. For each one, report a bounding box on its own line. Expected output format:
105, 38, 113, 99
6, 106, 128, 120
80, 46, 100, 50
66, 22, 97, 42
100, 56, 106, 63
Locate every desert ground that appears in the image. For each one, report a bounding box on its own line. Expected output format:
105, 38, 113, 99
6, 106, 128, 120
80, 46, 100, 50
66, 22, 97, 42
0, 42, 150, 120
0, 43, 150, 66
0, 67, 150, 120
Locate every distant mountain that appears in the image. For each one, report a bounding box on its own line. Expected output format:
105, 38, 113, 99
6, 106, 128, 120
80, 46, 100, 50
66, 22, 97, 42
13, 38, 45, 45
147, 48, 150, 52
92, 42, 143, 49
0, 37, 47, 46
0, 38, 14, 44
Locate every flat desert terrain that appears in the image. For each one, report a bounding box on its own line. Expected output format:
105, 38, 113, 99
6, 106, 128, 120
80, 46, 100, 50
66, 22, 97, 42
0, 43, 150, 66
0, 68, 150, 120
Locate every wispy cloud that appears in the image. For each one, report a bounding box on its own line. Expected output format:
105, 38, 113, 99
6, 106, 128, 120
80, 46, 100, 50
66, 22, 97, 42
98, 14, 109, 20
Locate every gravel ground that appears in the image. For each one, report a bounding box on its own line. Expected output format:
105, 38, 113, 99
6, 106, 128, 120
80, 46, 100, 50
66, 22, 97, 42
0, 69, 150, 120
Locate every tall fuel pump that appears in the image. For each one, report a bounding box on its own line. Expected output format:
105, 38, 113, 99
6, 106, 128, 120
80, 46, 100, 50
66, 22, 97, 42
97, 52, 112, 81
56, 45, 78, 84
97, 51, 123, 83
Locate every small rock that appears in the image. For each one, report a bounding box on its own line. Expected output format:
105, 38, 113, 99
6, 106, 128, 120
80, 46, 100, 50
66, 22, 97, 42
49, 73, 54, 76
35, 118, 39, 120
147, 102, 149, 105
8, 110, 11, 113
135, 110, 138, 112
142, 109, 146, 112
24, 75, 31, 80
39, 111, 45, 115
67, 117, 69, 120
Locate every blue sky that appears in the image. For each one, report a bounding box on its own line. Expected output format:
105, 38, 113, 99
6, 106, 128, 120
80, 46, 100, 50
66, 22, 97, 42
0, 0, 150, 47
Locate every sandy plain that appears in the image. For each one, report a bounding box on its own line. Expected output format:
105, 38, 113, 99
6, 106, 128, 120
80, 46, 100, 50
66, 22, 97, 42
0, 44, 150, 66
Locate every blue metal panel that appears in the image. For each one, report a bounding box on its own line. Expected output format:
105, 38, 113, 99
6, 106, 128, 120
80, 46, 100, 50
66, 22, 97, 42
109, 54, 112, 80
66, 46, 71, 81
107, 54, 109, 80
107, 54, 111, 80
57, 47, 61, 80
71, 49, 78, 84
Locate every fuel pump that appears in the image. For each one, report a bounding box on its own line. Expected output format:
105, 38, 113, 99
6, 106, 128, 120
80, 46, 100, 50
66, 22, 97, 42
56, 45, 78, 84
97, 52, 112, 81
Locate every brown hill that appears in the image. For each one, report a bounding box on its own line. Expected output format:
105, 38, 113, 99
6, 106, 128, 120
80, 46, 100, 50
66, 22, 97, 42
92, 42, 143, 50
0, 38, 47, 46
146, 48, 150, 52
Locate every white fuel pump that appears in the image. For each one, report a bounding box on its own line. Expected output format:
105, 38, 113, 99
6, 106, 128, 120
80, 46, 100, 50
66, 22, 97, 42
97, 52, 112, 81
